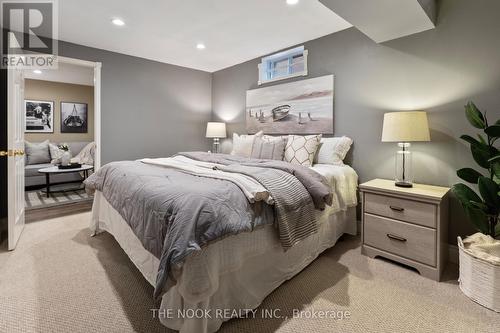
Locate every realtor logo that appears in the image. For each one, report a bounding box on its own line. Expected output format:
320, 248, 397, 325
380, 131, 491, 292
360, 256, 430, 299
1, 0, 58, 69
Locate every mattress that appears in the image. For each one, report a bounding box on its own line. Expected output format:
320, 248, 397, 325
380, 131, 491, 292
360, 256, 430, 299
90, 163, 358, 333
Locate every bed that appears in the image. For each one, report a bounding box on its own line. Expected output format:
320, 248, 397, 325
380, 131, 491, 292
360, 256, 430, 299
87, 152, 358, 333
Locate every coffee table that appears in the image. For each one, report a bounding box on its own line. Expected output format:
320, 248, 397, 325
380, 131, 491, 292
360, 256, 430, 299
38, 164, 94, 198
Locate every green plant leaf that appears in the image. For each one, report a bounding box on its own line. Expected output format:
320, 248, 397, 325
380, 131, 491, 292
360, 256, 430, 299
492, 162, 500, 184
485, 125, 500, 138
457, 168, 483, 184
477, 134, 487, 145
469, 201, 489, 211
452, 183, 483, 205
460, 134, 481, 146
465, 102, 486, 129
452, 184, 490, 233
493, 161, 500, 176
489, 154, 500, 163
471, 144, 492, 169
478, 177, 500, 211
464, 205, 490, 235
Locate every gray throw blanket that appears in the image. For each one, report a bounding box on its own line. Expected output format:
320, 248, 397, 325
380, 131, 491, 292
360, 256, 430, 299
177, 152, 333, 209
219, 164, 317, 249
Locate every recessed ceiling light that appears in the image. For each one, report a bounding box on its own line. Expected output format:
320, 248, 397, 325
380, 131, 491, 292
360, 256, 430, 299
286, 0, 299, 5
112, 18, 125, 26
196, 43, 206, 50
33, 69, 42, 74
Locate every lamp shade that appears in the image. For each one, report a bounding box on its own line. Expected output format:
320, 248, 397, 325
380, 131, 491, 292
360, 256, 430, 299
206, 122, 226, 138
381, 111, 430, 142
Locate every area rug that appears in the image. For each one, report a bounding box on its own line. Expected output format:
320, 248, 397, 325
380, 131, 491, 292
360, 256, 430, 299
25, 188, 93, 210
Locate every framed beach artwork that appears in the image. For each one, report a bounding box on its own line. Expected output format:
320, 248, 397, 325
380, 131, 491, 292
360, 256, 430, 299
61, 102, 88, 133
246, 74, 334, 134
25, 100, 54, 133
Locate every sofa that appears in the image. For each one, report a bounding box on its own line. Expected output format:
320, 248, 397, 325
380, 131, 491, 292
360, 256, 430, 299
25, 141, 93, 188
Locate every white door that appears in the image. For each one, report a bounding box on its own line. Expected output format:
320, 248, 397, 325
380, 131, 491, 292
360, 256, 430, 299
7, 67, 25, 250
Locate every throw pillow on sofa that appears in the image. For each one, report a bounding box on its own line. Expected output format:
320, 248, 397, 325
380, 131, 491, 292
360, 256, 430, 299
72, 142, 96, 165
49, 143, 66, 164
25, 140, 51, 165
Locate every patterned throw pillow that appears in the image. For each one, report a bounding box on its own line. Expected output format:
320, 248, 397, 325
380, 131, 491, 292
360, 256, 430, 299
251, 135, 287, 160
73, 142, 96, 165
49, 143, 65, 164
314, 136, 353, 165
231, 131, 263, 157
284, 134, 322, 167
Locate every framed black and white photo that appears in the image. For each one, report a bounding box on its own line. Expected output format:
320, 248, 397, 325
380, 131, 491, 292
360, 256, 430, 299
61, 102, 88, 133
25, 100, 54, 133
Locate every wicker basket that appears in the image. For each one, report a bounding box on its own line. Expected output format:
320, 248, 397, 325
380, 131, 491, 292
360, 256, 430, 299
458, 236, 500, 312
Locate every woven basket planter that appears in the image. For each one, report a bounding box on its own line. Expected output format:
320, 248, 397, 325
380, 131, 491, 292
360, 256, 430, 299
458, 236, 500, 312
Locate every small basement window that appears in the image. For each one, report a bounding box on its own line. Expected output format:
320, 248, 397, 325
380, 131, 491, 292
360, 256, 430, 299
258, 46, 308, 85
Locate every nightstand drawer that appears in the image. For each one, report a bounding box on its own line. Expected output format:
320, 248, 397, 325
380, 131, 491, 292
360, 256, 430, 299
364, 213, 436, 266
364, 193, 437, 228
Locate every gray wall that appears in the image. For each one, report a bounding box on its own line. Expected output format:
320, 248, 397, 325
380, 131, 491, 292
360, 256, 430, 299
59, 41, 212, 164
212, 0, 500, 243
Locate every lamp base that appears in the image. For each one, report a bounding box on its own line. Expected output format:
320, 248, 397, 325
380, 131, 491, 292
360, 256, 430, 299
395, 181, 413, 188
212, 138, 220, 154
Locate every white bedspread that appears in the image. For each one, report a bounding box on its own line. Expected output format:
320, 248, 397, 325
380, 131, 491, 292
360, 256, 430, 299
311, 163, 358, 213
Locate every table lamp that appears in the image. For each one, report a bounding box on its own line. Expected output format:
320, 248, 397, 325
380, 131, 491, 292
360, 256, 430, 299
381, 111, 430, 188
206, 122, 226, 153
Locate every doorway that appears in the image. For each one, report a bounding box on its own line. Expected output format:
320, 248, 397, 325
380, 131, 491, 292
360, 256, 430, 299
4, 56, 101, 250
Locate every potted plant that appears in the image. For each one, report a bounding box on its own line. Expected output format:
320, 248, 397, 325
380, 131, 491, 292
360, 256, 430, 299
452, 101, 500, 311
58, 143, 72, 166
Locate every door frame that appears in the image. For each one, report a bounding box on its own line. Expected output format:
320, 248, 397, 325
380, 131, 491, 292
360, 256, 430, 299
56, 56, 102, 169
5, 56, 102, 250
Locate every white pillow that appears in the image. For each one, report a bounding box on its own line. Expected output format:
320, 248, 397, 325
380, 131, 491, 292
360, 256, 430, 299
230, 131, 263, 157
48, 143, 63, 165
314, 136, 353, 165
73, 142, 96, 165
251, 135, 287, 160
284, 134, 322, 167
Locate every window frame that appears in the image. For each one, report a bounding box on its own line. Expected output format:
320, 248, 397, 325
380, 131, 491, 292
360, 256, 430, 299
258, 46, 308, 85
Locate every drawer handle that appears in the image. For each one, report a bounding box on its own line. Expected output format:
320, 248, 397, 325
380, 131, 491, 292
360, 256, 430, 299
387, 233, 407, 242
389, 205, 405, 212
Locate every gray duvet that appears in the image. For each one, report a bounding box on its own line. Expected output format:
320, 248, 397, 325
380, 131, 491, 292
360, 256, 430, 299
84, 152, 332, 300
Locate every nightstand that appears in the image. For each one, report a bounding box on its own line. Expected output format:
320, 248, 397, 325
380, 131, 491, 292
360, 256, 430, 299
359, 179, 450, 281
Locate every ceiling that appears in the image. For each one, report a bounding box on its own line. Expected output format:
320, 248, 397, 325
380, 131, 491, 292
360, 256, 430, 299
54, 0, 435, 73
24, 62, 94, 86
320, 0, 435, 43
57, 0, 352, 72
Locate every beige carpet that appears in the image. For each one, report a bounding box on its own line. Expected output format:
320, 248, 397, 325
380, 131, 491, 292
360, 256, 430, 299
0, 213, 498, 333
